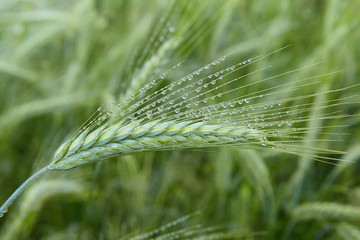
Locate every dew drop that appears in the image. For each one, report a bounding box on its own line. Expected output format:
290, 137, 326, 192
187, 74, 193, 80
220, 102, 228, 108
97, 107, 101, 111
182, 94, 188, 99
196, 87, 201, 92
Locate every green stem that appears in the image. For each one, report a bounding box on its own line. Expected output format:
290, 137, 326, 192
0, 166, 49, 218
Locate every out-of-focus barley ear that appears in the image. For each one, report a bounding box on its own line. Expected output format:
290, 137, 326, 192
126, 212, 261, 240
336, 223, 360, 240
291, 202, 360, 221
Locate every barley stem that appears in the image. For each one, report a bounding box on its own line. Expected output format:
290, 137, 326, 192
0, 166, 49, 218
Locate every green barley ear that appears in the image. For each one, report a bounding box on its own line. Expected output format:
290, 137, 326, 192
126, 212, 258, 240
336, 223, 360, 240
0, 46, 358, 218
291, 202, 360, 222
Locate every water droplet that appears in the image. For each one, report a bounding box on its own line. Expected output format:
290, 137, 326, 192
217, 93, 222, 97
187, 74, 193, 80
162, 90, 166, 95
170, 100, 174, 105
182, 94, 188, 99
238, 100, 243, 105
211, 80, 216, 85
230, 66, 235, 70
175, 108, 180, 113
196, 87, 201, 92
245, 98, 250, 103
221, 102, 228, 108
97, 107, 102, 111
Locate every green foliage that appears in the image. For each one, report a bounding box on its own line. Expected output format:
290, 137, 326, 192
0, 0, 359, 239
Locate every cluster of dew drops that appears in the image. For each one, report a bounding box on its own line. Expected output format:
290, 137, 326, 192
83, 53, 304, 150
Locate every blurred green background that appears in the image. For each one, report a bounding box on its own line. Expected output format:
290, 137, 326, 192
0, 0, 360, 239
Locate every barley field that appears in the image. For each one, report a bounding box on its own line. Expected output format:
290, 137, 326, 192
0, 0, 360, 239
